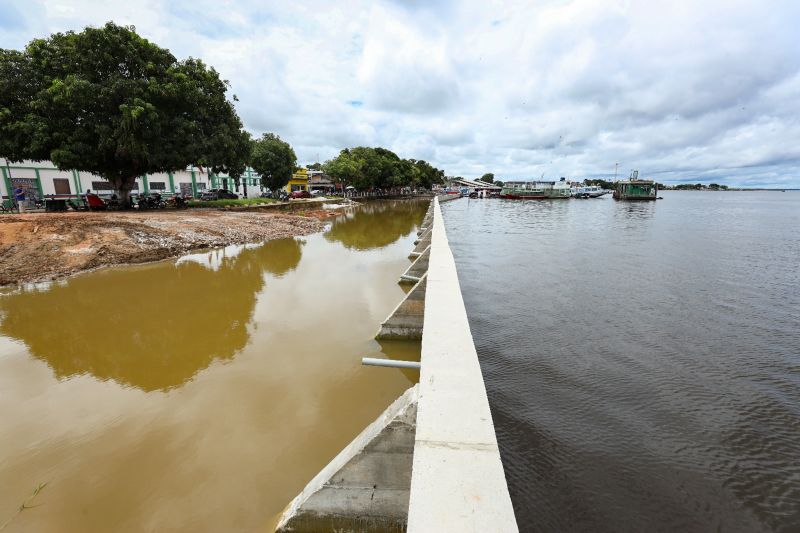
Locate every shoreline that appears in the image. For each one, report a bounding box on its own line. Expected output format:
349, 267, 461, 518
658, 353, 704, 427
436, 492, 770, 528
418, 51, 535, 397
0, 208, 340, 287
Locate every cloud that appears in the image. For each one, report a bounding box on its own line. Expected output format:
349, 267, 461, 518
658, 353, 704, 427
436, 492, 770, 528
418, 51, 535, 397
1, 0, 799, 186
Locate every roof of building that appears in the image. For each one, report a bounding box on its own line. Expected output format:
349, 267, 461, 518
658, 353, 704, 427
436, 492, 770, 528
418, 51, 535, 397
448, 178, 502, 190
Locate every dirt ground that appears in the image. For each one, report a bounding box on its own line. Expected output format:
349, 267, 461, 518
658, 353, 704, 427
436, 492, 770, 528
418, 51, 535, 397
0, 208, 333, 286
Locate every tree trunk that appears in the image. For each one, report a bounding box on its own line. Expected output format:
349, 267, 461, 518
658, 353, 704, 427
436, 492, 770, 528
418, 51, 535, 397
108, 175, 137, 209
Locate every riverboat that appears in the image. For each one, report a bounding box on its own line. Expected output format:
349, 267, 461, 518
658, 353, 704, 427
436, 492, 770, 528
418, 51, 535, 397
500, 179, 570, 200
571, 185, 609, 198
613, 170, 657, 201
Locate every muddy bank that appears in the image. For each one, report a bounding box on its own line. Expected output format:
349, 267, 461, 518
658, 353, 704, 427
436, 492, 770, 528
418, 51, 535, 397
0, 209, 327, 286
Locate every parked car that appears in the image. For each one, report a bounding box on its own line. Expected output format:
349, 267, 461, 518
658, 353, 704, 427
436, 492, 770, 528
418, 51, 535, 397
310, 190, 325, 197
200, 188, 238, 200
290, 190, 311, 199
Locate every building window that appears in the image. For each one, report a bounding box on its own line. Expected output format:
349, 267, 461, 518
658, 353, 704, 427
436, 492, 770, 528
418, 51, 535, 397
196, 182, 207, 190
149, 181, 166, 191
91, 181, 139, 191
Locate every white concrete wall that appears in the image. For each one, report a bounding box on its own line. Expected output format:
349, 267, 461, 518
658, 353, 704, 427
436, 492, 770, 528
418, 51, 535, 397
407, 196, 518, 532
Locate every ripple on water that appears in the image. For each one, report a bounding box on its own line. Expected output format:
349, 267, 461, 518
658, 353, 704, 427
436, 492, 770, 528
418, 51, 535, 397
444, 193, 800, 533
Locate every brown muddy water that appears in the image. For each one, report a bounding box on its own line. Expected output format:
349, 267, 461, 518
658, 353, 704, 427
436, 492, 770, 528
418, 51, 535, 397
0, 200, 426, 532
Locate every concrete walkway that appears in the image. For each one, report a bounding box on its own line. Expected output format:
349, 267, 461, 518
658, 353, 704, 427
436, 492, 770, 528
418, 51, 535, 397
407, 196, 518, 532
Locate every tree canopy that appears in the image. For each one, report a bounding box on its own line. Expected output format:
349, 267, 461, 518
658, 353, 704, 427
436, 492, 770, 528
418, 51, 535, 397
479, 173, 495, 183
323, 147, 444, 191
0, 22, 250, 204
250, 133, 297, 191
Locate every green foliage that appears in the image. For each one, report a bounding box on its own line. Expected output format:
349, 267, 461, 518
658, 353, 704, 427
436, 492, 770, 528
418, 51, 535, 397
479, 172, 494, 183
584, 178, 615, 189
323, 147, 444, 191
306, 162, 322, 170
250, 133, 297, 192
323, 148, 362, 189
187, 197, 277, 208
0, 22, 250, 206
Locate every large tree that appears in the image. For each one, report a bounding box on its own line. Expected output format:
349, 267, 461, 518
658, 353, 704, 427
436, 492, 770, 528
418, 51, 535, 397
478, 172, 495, 183
250, 133, 297, 192
323, 147, 445, 191
0, 22, 250, 206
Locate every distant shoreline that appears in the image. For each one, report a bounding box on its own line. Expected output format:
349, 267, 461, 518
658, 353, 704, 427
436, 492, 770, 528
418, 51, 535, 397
662, 188, 798, 191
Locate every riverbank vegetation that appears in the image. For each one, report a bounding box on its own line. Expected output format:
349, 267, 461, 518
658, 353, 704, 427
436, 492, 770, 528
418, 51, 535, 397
0, 23, 252, 207
323, 147, 445, 191
0, 23, 448, 203
250, 134, 297, 192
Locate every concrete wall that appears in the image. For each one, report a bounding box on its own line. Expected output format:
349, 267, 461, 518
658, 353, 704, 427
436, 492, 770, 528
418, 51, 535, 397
407, 196, 518, 532
276, 385, 419, 533
274, 194, 517, 532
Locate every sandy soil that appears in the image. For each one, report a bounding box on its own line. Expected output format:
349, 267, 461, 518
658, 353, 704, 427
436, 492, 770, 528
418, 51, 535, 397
0, 209, 329, 286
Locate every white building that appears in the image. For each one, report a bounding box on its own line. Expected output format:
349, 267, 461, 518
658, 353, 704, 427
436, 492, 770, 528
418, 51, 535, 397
1, 158, 264, 207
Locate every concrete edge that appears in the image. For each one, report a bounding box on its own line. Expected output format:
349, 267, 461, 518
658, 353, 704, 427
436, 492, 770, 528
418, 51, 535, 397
275, 383, 420, 531
407, 195, 519, 532
375, 273, 428, 340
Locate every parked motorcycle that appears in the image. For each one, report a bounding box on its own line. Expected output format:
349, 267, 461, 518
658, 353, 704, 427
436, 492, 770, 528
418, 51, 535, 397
137, 193, 166, 210
104, 194, 122, 210
166, 195, 188, 209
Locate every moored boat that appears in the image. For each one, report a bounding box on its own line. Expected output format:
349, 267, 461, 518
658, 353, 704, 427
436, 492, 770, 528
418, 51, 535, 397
570, 185, 610, 198
500, 179, 570, 200
613, 170, 657, 201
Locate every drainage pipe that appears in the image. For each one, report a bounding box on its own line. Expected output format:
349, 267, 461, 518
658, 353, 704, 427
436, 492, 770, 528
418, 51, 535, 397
362, 358, 421, 369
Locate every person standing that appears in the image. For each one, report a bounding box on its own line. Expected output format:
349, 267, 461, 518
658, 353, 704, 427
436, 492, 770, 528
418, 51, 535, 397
13, 186, 25, 213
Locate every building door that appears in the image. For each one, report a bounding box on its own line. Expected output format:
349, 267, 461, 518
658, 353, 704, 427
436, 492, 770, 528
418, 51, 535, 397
53, 178, 71, 195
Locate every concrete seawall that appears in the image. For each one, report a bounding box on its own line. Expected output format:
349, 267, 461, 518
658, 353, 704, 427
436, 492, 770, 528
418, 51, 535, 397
408, 196, 517, 532
276, 194, 517, 532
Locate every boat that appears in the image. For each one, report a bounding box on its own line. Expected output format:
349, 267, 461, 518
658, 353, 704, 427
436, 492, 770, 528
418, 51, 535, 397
613, 170, 657, 201
570, 185, 609, 198
500, 178, 570, 200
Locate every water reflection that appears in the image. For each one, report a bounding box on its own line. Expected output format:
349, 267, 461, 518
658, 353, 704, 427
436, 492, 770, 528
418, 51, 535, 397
325, 200, 427, 250
614, 200, 657, 221
0, 201, 427, 533
0, 237, 304, 392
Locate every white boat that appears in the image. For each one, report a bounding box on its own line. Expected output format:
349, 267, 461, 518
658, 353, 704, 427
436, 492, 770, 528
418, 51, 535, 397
570, 185, 609, 198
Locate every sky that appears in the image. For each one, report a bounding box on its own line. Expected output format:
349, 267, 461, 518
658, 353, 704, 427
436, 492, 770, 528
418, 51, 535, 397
1, 0, 799, 187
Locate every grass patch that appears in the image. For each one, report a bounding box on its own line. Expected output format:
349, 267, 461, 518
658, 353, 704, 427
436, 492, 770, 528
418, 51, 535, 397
187, 197, 278, 208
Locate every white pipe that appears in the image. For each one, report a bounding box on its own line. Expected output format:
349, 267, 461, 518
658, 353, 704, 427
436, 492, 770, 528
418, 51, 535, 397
362, 357, 421, 369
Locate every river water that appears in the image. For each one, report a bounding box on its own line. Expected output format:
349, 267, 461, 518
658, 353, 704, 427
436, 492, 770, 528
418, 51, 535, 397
442, 191, 800, 533
0, 200, 425, 532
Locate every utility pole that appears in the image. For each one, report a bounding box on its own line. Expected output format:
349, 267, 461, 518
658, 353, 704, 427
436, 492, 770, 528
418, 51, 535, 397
614, 163, 618, 181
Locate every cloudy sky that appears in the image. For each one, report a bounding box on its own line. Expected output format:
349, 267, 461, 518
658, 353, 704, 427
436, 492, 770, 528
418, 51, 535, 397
2, 0, 799, 186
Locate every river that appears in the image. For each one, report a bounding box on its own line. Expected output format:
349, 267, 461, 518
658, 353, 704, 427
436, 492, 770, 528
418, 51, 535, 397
0, 200, 426, 532
442, 191, 800, 533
